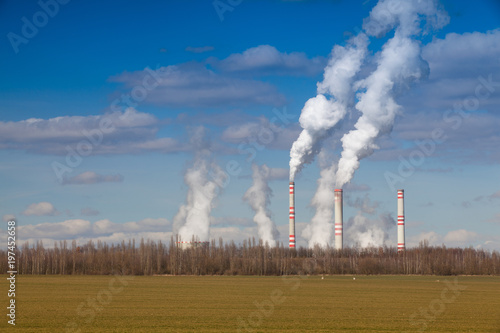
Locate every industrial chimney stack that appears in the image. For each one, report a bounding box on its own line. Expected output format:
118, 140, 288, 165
289, 182, 295, 248
397, 189, 405, 252
334, 189, 343, 250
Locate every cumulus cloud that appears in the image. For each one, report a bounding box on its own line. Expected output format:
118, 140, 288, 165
20, 219, 91, 239
15, 218, 170, 242
409, 231, 442, 246
443, 229, 478, 245
399, 30, 500, 112
350, 30, 500, 166
22, 202, 59, 216
211, 45, 325, 76
409, 229, 482, 248
62, 171, 124, 185
93, 218, 170, 235
112, 62, 286, 108
422, 30, 500, 79
373, 111, 500, 164
221, 116, 301, 151
0, 109, 185, 155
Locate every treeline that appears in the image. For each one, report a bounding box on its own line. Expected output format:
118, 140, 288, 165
1, 238, 499, 276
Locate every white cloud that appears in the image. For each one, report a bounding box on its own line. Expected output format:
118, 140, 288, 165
93, 218, 170, 235
112, 63, 286, 108
443, 229, 479, 245
423, 30, 500, 80
398, 30, 500, 113
63, 171, 124, 185
408, 231, 442, 246
14, 218, 170, 242
19, 219, 91, 239
1, 215, 499, 252
22, 202, 59, 216
212, 45, 325, 76
372, 111, 500, 163
409, 229, 481, 248
0, 109, 185, 155
221, 117, 301, 150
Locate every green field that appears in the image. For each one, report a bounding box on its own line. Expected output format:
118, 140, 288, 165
2, 275, 500, 332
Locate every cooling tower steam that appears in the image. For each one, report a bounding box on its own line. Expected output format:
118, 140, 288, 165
335, 0, 449, 188
345, 212, 395, 248
289, 34, 368, 181
243, 164, 279, 246
173, 128, 226, 243
302, 163, 336, 248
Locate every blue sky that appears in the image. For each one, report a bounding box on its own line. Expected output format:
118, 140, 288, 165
0, 0, 499, 250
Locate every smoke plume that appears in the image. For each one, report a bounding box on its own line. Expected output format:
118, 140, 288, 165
289, 34, 368, 181
301, 162, 337, 248
345, 212, 395, 248
335, 0, 449, 188
173, 128, 226, 242
243, 164, 279, 246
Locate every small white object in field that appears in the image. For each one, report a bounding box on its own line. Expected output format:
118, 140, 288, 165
353, 277, 356, 280
321, 276, 324, 280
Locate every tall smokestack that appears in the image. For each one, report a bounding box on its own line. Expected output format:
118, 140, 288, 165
397, 189, 405, 252
334, 189, 343, 250
289, 182, 295, 248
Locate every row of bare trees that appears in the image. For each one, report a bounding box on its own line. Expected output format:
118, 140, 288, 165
1, 238, 499, 275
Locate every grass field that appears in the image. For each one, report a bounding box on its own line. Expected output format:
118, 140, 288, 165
2, 274, 500, 332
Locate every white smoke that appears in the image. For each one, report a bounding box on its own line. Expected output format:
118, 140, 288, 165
243, 164, 279, 246
345, 212, 395, 248
289, 34, 368, 181
301, 162, 336, 248
173, 128, 226, 242
344, 195, 394, 248
335, 0, 449, 188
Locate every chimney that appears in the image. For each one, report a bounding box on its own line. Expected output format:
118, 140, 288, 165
334, 189, 343, 250
397, 189, 405, 252
289, 182, 295, 248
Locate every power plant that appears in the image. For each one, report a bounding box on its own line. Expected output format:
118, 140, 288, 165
334, 189, 343, 250
289, 181, 295, 248
397, 189, 405, 252
287, 184, 405, 250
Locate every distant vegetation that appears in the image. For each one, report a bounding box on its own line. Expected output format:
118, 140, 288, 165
2, 238, 499, 276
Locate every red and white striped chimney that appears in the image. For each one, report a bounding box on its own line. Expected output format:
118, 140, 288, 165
397, 189, 405, 252
289, 182, 295, 248
334, 189, 343, 250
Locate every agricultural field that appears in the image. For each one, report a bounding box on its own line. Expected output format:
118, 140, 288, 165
2, 275, 500, 332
